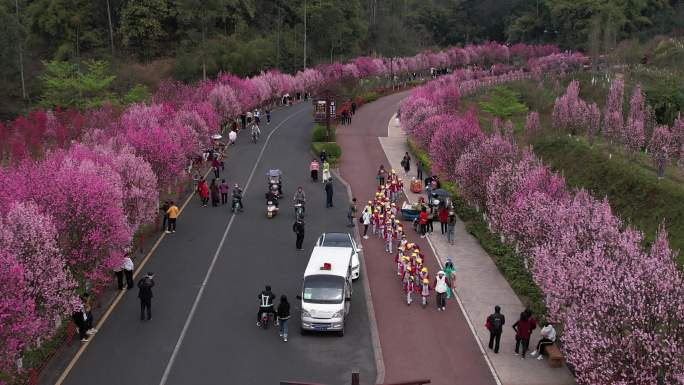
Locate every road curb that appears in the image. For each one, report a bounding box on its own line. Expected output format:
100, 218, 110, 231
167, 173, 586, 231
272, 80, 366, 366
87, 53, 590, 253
332, 168, 386, 385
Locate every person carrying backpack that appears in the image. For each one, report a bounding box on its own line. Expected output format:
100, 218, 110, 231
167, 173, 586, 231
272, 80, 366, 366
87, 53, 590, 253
486, 305, 506, 354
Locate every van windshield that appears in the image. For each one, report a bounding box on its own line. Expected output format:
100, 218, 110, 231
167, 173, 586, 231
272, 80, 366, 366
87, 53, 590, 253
302, 275, 345, 304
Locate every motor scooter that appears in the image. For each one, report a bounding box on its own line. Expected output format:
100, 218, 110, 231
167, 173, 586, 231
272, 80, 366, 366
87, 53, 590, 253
267, 197, 279, 218
259, 309, 272, 329
294, 202, 305, 219
232, 196, 242, 213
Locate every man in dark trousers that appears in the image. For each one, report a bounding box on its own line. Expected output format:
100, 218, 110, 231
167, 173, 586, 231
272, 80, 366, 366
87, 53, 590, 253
138, 272, 155, 321
324, 178, 334, 208
293, 218, 305, 250
486, 305, 506, 353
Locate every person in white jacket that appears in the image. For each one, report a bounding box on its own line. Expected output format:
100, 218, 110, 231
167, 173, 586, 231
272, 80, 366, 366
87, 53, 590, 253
531, 323, 556, 360
362, 209, 372, 239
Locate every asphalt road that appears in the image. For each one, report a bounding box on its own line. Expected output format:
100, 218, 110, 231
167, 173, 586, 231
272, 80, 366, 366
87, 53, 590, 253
59, 102, 376, 385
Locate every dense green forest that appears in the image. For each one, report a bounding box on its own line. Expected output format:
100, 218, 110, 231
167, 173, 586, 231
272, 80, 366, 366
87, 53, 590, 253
1, 0, 682, 118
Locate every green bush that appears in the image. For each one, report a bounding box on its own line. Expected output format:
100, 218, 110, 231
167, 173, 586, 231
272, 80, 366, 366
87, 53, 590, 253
533, 135, 684, 266
357, 91, 380, 104
312, 124, 336, 142
407, 139, 547, 319
311, 142, 341, 165
478, 86, 528, 119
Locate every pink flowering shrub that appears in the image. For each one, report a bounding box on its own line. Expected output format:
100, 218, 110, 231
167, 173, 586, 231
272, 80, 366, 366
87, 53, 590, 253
624, 85, 646, 152
525, 111, 540, 134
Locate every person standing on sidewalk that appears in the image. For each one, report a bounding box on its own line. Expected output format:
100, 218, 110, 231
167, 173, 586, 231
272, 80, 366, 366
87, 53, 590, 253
486, 305, 505, 354
210, 179, 220, 207
166, 201, 179, 233
277, 295, 291, 342
324, 178, 334, 208
138, 272, 155, 321
114, 264, 124, 290
446, 211, 456, 244
416, 159, 424, 181
160, 200, 170, 233
293, 218, 305, 250
198, 179, 209, 207
219, 179, 230, 205
362, 208, 371, 239
438, 205, 449, 234
212, 158, 221, 179
266, 109, 271, 124
513, 309, 537, 358
418, 207, 428, 238
433, 270, 450, 311
347, 198, 357, 227
123, 255, 134, 289
401, 152, 411, 175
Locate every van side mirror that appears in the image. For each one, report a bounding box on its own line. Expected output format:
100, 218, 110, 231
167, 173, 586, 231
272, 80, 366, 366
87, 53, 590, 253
296, 295, 302, 300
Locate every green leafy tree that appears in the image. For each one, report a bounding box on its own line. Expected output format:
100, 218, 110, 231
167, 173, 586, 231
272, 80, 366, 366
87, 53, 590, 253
39, 59, 115, 109
119, 0, 175, 60
479, 87, 528, 119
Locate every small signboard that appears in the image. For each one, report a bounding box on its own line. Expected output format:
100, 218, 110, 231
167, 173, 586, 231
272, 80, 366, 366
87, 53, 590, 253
313, 100, 336, 122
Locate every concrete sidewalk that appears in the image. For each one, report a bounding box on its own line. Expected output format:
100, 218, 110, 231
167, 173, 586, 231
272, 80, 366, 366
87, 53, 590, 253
379, 115, 576, 385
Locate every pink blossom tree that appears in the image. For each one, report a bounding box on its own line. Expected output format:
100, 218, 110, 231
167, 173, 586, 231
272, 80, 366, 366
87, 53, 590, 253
429, 112, 484, 180
0, 249, 39, 380
647, 125, 674, 163
603, 77, 624, 142
454, 133, 518, 208
525, 111, 540, 135
624, 84, 646, 153
23, 152, 133, 285
0, 202, 78, 332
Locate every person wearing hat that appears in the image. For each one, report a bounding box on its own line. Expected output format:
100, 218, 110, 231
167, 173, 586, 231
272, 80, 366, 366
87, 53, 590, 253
420, 278, 431, 307
137, 272, 155, 321
403, 267, 414, 305
433, 270, 450, 311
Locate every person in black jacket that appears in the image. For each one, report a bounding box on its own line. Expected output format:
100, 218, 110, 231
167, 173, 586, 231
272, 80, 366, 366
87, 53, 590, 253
277, 295, 291, 342
257, 285, 276, 327
486, 305, 506, 353
293, 218, 305, 250
138, 272, 155, 321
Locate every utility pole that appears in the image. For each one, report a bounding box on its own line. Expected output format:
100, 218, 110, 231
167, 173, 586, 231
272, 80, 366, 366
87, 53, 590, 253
303, 0, 307, 69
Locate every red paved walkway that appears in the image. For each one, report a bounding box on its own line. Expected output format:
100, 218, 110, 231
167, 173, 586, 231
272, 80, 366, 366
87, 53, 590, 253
337, 91, 497, 385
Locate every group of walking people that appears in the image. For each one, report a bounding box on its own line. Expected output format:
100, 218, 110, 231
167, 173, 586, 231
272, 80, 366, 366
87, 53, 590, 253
359, 170, 456, 310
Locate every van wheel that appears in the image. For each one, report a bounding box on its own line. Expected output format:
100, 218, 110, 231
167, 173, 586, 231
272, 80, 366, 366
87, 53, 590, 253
338, 326, 345, 337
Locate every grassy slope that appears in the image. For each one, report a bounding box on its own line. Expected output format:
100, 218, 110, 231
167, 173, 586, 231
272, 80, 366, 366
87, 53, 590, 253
460, 70, 684, 267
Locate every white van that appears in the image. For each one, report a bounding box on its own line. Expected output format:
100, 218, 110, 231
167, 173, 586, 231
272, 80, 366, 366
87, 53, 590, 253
297, 246, 353, 336
314, 232, 361, 280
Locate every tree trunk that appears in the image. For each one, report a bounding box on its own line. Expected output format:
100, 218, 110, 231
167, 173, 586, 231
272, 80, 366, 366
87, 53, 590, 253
15, 0, 27, 100
201, 17, 207, 81
106, 0, 115, 55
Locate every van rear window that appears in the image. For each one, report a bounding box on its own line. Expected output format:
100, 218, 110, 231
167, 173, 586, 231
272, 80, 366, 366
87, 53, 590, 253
302, 275, 345, 304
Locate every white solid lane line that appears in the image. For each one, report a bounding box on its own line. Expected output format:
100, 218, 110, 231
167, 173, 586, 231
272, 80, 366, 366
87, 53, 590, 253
158, 107, 306, 385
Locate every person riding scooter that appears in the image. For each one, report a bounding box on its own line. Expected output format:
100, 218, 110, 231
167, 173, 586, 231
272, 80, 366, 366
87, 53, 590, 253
293, 186, 306, 216
232, 184, 244, 211
256, 285, 276, 327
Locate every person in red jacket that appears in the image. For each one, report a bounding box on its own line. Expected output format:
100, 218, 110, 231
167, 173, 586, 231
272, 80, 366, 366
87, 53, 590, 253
198, 179, 209, 207
512, 308, 537, 358
418, 207, 429, 238
438, 205, 449, 234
